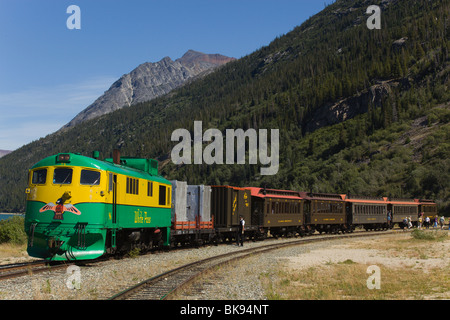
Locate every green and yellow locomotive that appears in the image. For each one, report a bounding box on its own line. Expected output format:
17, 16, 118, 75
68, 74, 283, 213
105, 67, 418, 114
25, 151, 172, 261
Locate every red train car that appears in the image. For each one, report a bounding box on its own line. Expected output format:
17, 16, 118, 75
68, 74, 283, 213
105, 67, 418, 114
418, 199, 438, 228
301, 192, 347, 234
246, 187, 305, 238
345, 195, 389, 231
387, 198, 419, 229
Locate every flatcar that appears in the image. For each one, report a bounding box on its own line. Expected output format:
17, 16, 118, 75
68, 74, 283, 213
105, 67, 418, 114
170, 180, 214, 246
25, 151, 172, 261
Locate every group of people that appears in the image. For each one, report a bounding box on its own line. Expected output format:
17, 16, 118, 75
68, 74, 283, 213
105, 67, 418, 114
391, 211, 449, 230
417, 213, 448, 230
402, 216, 414, 229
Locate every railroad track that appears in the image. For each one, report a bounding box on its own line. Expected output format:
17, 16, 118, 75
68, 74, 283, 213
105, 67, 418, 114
0, 253, 117, 282
109, 229, 404, 300
0, 260, 47, 280
0, 260, 74, 281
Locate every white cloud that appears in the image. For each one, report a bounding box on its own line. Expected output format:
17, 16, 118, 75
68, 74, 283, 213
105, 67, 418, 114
0, 76, 116, 150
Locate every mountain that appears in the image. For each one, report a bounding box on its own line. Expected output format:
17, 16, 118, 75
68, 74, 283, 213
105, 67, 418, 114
0, 150, 11, 158
0, 0, 448, 214
62, 50, 235, 129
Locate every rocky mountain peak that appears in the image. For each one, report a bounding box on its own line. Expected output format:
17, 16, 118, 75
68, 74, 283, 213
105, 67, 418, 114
61, 50, 234, 130
177, 49, 235, 67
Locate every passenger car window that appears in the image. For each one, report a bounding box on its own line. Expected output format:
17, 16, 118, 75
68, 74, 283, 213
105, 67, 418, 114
80, 170, 100, 185
53, 168, 73, 184
32, 169, 47, 184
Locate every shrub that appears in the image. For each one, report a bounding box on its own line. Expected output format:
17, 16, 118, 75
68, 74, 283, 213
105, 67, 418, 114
411, 229, 448, 241
0, 216, 27, 245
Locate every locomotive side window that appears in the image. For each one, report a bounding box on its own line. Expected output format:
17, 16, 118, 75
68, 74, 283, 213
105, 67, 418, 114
147, 182, 153, 197
80, 169, 100, 185
53, 168, 73, 184
159, 185, 166, 205
126, 177, 139, 195
32, 169, 47, 185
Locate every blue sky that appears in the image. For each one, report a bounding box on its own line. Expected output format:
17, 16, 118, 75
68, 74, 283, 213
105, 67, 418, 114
0, 0, 324, 151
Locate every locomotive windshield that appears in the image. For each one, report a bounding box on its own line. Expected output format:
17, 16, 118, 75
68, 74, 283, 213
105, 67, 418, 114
31, 169, 47, 185
53, 168, 73, 184
80, 169, 100, 185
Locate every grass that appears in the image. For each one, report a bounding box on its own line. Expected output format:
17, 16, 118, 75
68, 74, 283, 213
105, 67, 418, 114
262, 263, 449, 300
0, 243, 29, 263
411, 229, 448, 241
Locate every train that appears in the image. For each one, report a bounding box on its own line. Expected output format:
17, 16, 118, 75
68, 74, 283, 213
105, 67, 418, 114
24, 152, 438, 261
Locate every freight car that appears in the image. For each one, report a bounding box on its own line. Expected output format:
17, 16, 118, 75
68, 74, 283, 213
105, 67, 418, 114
170, 180, 215, 247
210, 185, 256, 242
25, 151, 172, 261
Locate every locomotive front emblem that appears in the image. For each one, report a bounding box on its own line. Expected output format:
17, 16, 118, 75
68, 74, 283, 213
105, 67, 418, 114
39, 191, 81, 220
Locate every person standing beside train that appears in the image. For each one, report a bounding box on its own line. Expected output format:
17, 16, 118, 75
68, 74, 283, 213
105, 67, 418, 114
425, 216, 430, 229
387, 210, 392, 228
439, 216, 445, 230
237, 215, 245, 247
